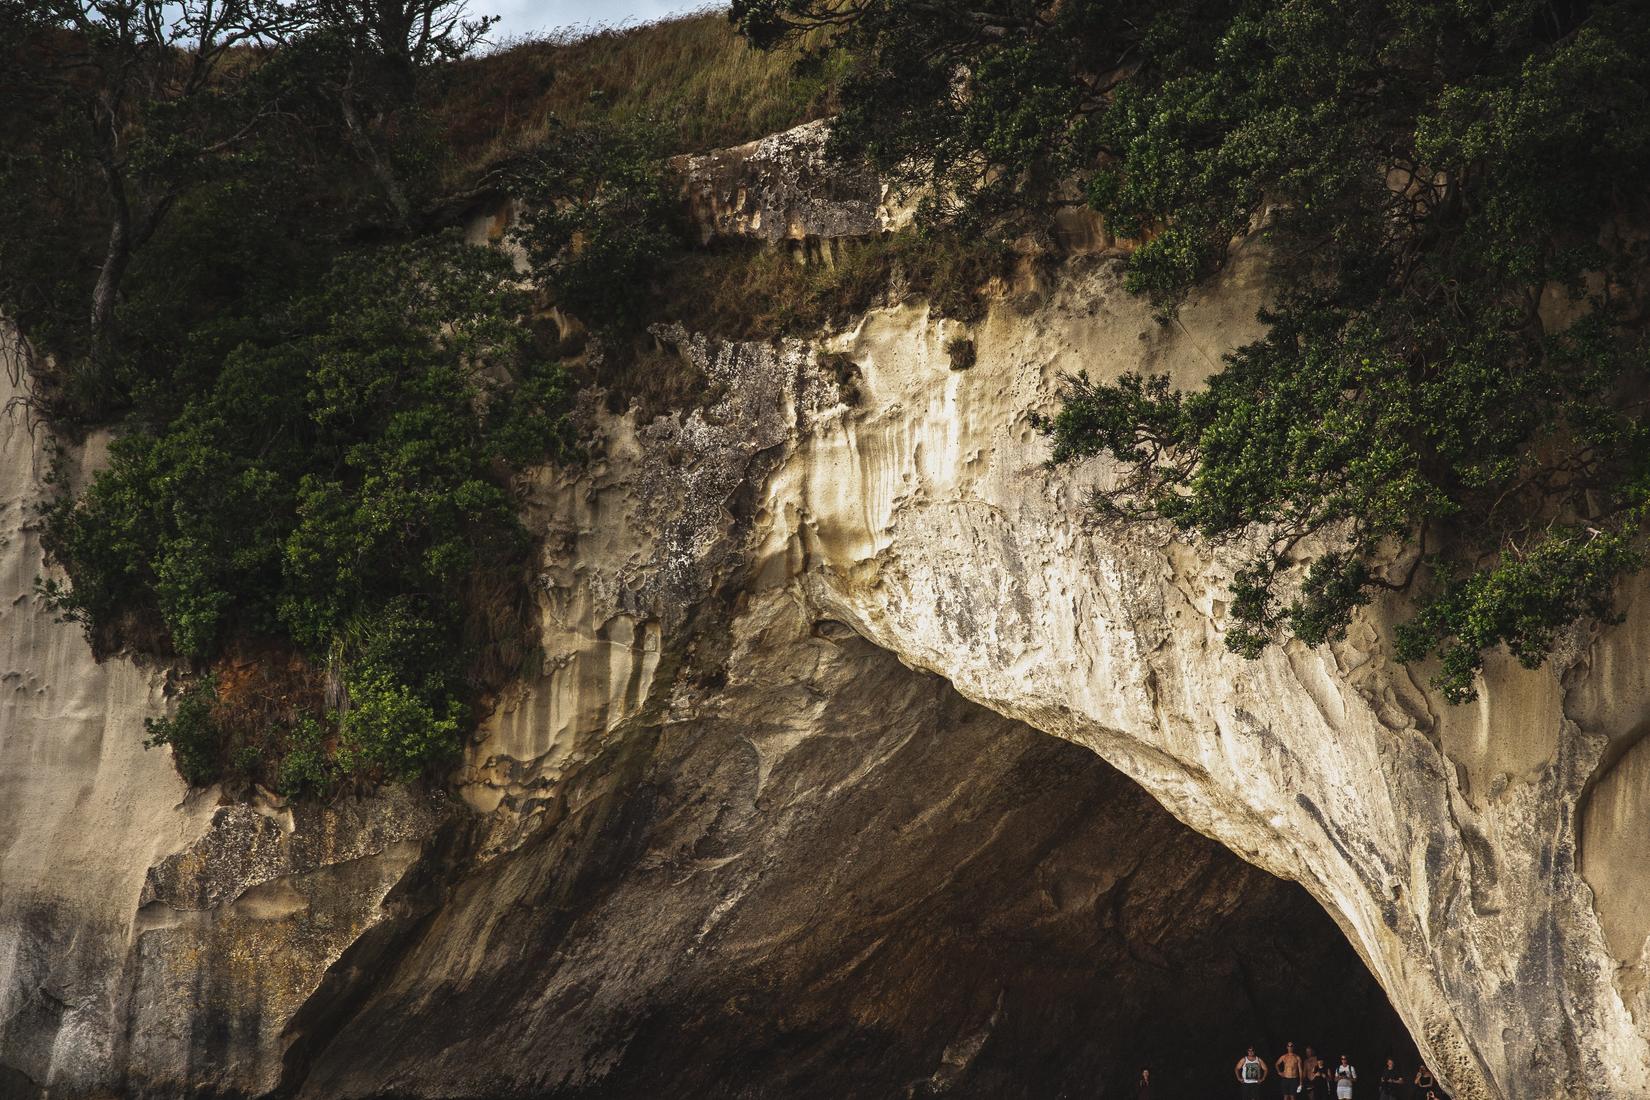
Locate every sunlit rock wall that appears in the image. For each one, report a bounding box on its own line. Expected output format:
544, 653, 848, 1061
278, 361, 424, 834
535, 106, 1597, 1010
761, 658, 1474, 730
2, 115, 1648, 1099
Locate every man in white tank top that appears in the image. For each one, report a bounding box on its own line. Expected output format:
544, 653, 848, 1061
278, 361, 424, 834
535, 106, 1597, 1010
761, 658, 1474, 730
1235, 1046, 1269, 1098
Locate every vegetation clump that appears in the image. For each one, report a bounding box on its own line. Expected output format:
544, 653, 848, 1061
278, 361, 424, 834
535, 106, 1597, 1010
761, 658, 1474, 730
1, 0, 584, 793
742, 0, 1650, 701
46, 239, 573, 790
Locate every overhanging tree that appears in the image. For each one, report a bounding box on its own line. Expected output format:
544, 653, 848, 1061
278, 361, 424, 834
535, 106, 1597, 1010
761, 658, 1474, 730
739, 0, 1650, 701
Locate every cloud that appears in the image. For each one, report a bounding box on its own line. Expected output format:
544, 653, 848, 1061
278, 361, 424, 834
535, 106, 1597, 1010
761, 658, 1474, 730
484, 0, 718, 41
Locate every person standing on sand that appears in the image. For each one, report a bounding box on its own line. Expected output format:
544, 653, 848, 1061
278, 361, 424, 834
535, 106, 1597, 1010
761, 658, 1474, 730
1276, 1042, 1303, 1096
1237, 1046, 1269, 1098
1378, 1057, 1405, 1100
1305, 1061, 1332, 1100
1333, 1055, 1357, 1100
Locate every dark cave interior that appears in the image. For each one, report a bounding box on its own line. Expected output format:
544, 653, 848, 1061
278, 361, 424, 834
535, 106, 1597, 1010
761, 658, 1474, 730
288, 630, 1421, 1100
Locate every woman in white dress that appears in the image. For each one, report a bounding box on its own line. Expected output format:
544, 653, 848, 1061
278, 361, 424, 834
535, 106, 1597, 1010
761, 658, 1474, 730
1333, 1055, 1357, 1099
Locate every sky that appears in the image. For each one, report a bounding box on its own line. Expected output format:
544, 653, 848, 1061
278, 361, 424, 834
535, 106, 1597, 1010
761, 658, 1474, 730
485, 0, 717, 41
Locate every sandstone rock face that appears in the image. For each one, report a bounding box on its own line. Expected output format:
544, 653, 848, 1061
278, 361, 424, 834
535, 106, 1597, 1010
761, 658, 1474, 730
745, 265, 1650, 1098
0, 322, 1412, 1100
0, 363, 211, 1096
294, 596, 1414, 1099
0, 355, 451, 1098
3, 131, 1649, 1099
673, 119, 904, 245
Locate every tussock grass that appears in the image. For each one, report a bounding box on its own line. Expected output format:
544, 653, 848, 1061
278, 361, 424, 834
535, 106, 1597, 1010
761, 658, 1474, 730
433, 9, 838, 183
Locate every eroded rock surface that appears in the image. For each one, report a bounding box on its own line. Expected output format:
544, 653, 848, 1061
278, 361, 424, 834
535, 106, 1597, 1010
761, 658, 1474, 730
3, 126, 1649, 1100
674, 119, 902, 244
742, 258, 1650, 1098
294, 598, 1414, 1099
0, 368, 210, 1096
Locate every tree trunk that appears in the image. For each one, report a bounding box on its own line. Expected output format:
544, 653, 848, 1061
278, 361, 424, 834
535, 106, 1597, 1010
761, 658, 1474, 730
339, 92, 412, 228
90, 210, 129, 340
90, 100, 133, 344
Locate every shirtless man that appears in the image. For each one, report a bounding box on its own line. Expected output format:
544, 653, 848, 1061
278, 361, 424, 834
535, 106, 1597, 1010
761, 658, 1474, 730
1302, 1047, 1323, 1085
1236, 1047, 1269, 1098
1275, 1041, 1303, 1095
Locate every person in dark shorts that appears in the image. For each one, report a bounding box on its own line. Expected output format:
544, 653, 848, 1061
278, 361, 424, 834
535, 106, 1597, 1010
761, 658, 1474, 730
1378, 1057, 1405, 1100
1303, 1046, 1324, 1086
1304, 1061, 1332, 1100
1275, 1041, 1303, 1095
1236, 1046, 1269, 1097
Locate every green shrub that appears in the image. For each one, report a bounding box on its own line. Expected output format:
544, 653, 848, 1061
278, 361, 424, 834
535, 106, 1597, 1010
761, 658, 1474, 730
338, 670, 464, 780
45, 237, 576, 789
143, 677, 224, 789
275, 717, 337, 797
507, 116, 685, 327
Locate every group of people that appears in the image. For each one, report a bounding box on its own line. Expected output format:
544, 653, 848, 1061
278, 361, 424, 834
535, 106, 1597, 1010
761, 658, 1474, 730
1129, 1044, 1447, 1099
1229, 1044, 1446, 1100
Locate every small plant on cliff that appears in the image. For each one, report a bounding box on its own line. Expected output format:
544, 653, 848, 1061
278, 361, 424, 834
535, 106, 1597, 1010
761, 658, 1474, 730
43, 237, 575, 788
143, 677, 225, 789
742, 0, 1650, 702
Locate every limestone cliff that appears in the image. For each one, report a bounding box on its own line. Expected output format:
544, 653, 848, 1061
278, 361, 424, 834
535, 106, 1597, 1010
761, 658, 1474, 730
1, 123, 1647, 1099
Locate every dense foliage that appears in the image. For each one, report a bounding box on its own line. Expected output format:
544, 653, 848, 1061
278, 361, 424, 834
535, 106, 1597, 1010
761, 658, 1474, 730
0, 0, 496, 418
0, 0, 587, 792
741, 0, 1650, 700
46, 239, 573, 789
508, 117, 684, 326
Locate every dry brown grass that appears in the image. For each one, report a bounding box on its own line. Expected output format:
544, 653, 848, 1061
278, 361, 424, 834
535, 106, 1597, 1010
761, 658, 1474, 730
431, 9, 838, 183
209, 641, 326, 734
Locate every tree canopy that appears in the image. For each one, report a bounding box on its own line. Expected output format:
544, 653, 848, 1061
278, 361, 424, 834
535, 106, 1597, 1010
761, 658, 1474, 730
0, 0, 492, 409
43, 238, 574, 791
0, 0, 580, 792
739, 0, 1650, 701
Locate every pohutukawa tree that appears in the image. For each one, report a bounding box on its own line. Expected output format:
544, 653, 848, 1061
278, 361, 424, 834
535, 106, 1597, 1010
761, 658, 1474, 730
1, 0, 577, 793
277, 0, 498, 224
0, 0, 493, 394
737, 0, 1650, 702
0, 0, 294, 351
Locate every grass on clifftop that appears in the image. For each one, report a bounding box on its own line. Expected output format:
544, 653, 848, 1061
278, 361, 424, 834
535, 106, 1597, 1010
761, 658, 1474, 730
434, 10, 841, 184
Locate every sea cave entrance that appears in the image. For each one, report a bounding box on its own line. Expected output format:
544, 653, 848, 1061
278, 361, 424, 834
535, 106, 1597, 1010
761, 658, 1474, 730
285, 622, 1420, 1099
